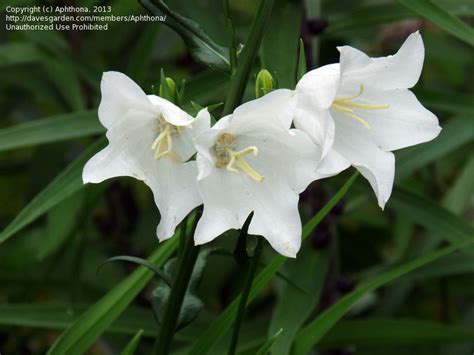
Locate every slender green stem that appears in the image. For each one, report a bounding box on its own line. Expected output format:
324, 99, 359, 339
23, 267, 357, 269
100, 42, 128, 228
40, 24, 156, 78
222, 0, 275, 115
228, 236, 264, 355
153, 208, 202, 355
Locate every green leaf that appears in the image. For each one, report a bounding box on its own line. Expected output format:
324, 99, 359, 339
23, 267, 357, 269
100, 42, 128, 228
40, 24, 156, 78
99, 256, 172, 287
0, 42, 43, 67
260, 0, 302, 88
0, 304, 156, 336
120, 329, 144, 355
396, 117, 474, 178
151, 248, 211, 329
188, 172, 358, 354
397, 0, 474, 46
325, 4, 414, 34
291, 235, 474, 354
138, 0, 230, 71
319, 318, 474, 346
36, 191, 85, 261
47, 238, 178, 355
388, 187, 474, 241
0, 111, 103, 153
296, 39, 307, 82
256, 328, 283, 355
268, 248, 329, 355
415, 88, 474, 115
0, 138, 106, 244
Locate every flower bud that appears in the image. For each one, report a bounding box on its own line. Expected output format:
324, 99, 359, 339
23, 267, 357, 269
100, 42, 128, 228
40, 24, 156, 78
255, 69, 274, 98
159, 77, 177, 101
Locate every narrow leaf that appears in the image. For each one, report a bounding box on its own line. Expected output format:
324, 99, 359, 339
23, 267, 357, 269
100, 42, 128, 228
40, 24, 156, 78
256, 328, 283, 355
0, 111, 103, 153
292, 235, 474, 354
320, 318, 474, 346
397, 0, 474, 46
120, 329, 144, 355
99, 256, 172, 287
0, 139, 106, 244
47, 238, 178, 355
138, 0, 229, 70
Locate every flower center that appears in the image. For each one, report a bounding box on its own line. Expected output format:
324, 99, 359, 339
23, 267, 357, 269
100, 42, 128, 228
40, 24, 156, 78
213, 132, 264, 182
331, 84, 389, 130
151, 115, 182, 161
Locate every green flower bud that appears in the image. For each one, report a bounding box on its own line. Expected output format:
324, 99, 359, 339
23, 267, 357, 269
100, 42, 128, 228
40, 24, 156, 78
255, 69, 274, 98
159, 77, 177, 101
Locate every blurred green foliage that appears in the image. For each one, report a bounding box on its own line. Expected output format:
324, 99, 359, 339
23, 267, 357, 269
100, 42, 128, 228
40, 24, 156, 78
0, 0, 473, 354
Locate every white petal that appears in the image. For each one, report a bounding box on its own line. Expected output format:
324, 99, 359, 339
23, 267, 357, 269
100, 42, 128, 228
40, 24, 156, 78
314, 149, 351, 179
194, 170, 252, 245
249, 199, 301, 258
355, 87, 441, 151
237, 127, 320, 193
232, 89, 297, 130
146, 159, 202, 241
339, 32, 424, 90
194, 123, 320, 256
296, 64, 341, 109
147, 95, 193, 126
98, 72, 156, 128
293, 105, 335, 158
82, 143, 142, 183
173, 108, 211, 162
332, 111, 395, 208
83, 109, 156, 183
194, 115, 232, 180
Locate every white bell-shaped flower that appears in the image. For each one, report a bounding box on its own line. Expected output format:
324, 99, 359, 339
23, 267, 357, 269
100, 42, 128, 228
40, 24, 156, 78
193, 89, 321, 257
83, 71, 210, 240
295, 32, 441, 208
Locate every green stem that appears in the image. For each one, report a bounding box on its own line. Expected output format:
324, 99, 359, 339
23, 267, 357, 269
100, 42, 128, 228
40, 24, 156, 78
222, 0, 275, 115
153, 208, 202, 355
228, 236, 264, 355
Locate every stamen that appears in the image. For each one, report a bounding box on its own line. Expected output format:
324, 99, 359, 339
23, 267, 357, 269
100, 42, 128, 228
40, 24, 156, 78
150, 117, 181, 161
331, 84, 390, 131
225, 146, 264, 182
213, 133, 264, 182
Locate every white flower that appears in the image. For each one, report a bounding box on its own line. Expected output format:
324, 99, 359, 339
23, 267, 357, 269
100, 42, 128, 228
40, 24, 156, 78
83, 71, 210, 240
193, 89, 321, 257
295, 32, 441, 208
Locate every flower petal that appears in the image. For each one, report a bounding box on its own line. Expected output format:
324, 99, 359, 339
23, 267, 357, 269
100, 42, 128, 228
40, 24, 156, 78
314, 149, 351, 179
296, 64, 340, 109
339, 31, 424, 90
194, 123, 320, 256
357, 87, 441, 151
331, 111, 395, 208
173, 108, 211, 162
83, 109, 156, 183
146, 159, 202, 241
293, 105, 335, 159
232, 89, 297, 130
148, 95, 193, 126
99, 72, 155, 128
194, 170, 252, 245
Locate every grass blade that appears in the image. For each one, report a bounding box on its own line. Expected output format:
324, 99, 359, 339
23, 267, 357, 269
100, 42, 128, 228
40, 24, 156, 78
0, 139, 105, 244
0, 111, 103, 153
292, 235, 474, 354
397, 0, 474, 46
47, 238, 178, 355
